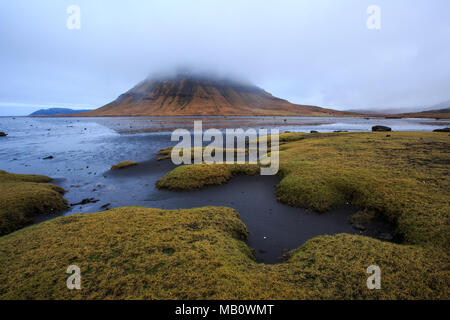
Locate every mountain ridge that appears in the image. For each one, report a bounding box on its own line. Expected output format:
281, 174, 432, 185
81, 75, 354, 117
30, 108, 93, 116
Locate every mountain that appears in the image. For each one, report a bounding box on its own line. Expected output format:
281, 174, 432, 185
82, 74, 353, 116
30, 108, 92, 116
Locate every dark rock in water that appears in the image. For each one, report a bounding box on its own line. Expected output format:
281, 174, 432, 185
70, 198, 99, 206
43, 155, 54, 160
334, 130, 348, 133
101, 203, 111, 209
0, 132, 7, 137
378, 233, 394, 241
372, 125, 392, 132
310, 130, 319, 133
433, 127, 450, 132
352, 223, 367, 231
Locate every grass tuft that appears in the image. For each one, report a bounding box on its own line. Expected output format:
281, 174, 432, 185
156, 163, 260, 190
110, 161, 138, 170
0, 170, 68, 236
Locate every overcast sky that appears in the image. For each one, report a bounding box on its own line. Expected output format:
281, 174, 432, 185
1, 0, 449, 115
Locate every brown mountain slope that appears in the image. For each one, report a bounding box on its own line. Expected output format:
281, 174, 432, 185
399, 108, 450, 119
82, 75, 353, 116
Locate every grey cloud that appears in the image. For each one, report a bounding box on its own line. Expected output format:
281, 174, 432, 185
0, 0, 449, 115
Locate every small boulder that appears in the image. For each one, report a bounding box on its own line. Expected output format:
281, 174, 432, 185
43, 155, 54, 160
378, 233, 394, 241
433, 127, 450, 132
310, 130, 319, 133
101, 203, 111, 209
0, 132, 7, 137
352, 224, 367, 231
372, 125, 392, 132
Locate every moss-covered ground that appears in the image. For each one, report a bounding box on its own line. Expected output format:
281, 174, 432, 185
0, 170, 67, 236
110, 161, 138, 170
0, 132, 448, 299
0, 206, 447, 299
157, 132, 450, 248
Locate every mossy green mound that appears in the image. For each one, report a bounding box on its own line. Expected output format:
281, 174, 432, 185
273, 132, 450, 248
157, 132, 450, 249
0, 170, 67, 236
110, 161, 138, 170
0, 206, 447, 299
156, 163, 260, 190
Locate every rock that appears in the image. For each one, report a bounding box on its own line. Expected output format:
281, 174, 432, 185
378, 233, 394, 241
386, 134, 391, 137
433, 127, 450, 132
43, 155, 54, 160
310, 130, 319, 133
352, 223, 367, 231
372, 125, 392, 132
70, 198, 99, 206
0, 132, 7, 137
101, 203, 111, 209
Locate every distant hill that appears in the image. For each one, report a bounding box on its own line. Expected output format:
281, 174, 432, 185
81, 73, 355, 117
428, 100, 450, 110
30, 108, 93, 116
344, 100, 450, 119
399, 107, 450, 119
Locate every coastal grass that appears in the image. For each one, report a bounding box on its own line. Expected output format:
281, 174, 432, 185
274, 131, 450, 248
0, 170, 67, 236
156, 163, 260, 190
1, 132, 448, 299
110, 161, 138, 170
156, 132, 450, 249
0, 206, 447, 299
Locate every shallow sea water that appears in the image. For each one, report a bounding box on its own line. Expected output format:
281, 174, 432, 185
0, 116, 446, 262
